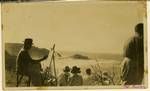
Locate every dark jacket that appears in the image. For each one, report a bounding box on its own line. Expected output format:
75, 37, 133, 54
121, 36, 144, 85
16, 48, 42, 76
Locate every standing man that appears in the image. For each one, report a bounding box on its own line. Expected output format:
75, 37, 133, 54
121, 23, 144, 85
16, 38, 48, 87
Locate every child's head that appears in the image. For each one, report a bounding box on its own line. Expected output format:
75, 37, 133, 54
86, 68, 91, 75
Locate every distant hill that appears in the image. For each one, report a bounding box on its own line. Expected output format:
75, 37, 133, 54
71, 54, 90, 60
59, 51, 123, 61
5, 50, 16, 71
5, 43, 23, 56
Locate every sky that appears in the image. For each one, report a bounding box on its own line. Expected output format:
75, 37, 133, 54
2, 1, 145, 54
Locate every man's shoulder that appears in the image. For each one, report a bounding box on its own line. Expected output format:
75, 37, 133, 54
127, 36, 135, 42
18, 49, 28, 55
130, 36, 142, 41
125, 36, 136, 46
128, 36, 143, 45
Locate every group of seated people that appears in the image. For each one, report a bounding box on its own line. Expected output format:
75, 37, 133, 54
42, 66, 113, 86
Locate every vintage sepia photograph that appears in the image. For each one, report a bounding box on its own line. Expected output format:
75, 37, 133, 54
2, 0, 147, 89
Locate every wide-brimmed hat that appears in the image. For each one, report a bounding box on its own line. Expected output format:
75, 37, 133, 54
63, 66, 70, 72
71, 66, 81, 73
23, 38, 33, 45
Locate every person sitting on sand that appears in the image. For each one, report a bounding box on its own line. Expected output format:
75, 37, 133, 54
69, 66, 83, 86
83, 68, 95, 86
58, 66, 71, 86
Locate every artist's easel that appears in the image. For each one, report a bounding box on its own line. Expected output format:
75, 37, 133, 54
48, 44, 62, 86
